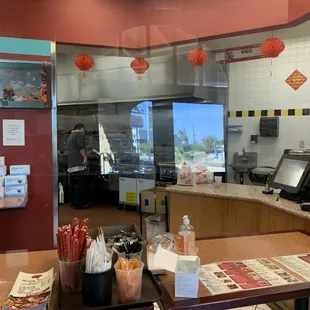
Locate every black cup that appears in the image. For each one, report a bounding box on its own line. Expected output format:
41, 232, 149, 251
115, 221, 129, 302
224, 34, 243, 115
80, 264, 112, 307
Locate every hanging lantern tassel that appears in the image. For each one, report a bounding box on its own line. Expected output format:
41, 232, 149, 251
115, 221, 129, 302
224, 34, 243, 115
260, 38, 285, 76
130, 58, 149, 82
74, 54, 94, 86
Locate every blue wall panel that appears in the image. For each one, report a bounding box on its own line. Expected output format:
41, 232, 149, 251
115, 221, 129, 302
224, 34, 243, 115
0, 37, 51, 56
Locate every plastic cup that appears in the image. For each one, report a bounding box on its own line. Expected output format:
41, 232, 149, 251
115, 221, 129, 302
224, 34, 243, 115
214, 176, 222, 183
58, 259, 85, 293
80, 264, 112, 307
114, 261, 144, 304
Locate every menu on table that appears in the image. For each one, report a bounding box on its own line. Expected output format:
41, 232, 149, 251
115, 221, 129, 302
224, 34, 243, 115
273, 254, 310, 280
2, 268, 54, 310
200, 258, 300, 295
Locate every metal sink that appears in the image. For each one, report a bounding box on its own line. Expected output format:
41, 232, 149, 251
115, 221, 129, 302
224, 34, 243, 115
230, 152, 257, 173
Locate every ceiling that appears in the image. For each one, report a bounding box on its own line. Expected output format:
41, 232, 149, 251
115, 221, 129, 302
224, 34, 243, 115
57, 20, 310, 58
3, 0, 310, 49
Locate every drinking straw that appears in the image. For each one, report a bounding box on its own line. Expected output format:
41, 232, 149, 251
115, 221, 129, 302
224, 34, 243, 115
56, 218, 89, 263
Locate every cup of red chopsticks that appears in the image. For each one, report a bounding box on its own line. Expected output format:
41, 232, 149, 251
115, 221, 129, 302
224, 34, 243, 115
57, 217, 91, 293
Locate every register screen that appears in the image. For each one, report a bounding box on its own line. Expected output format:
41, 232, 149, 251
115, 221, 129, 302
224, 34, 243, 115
274, 158, 308, 187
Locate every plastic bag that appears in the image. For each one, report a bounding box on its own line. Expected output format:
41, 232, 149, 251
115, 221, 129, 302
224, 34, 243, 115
147, 233, 179, 274
177, 162, 197, 186
195, 165, 214, 184
147, 233, 179, 255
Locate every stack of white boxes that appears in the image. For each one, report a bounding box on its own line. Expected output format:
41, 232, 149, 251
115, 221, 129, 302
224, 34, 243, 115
0, 157, 6, 199
0, 157, 31, 198
5, 174, 28, 197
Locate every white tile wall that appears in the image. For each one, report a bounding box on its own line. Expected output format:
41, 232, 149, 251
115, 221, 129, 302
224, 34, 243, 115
228, 36, 310, 183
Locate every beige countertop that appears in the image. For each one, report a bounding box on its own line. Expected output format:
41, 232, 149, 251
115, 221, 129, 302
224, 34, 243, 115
167, 183, 310, 220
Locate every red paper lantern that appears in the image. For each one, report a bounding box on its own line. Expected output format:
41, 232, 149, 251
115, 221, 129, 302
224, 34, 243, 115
130, 58, 149, 79
74, 54, 94, 78
260, 38, 285, 58
187, 48, 208, 67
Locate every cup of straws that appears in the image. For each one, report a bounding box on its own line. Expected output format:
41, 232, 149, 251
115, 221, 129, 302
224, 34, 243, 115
57, 217, 91, 293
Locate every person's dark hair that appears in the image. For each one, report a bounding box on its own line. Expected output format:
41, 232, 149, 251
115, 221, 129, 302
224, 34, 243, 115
74, 123, 85, 130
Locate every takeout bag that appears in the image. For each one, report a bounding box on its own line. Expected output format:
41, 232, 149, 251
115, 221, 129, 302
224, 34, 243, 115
177, 162, 197, 186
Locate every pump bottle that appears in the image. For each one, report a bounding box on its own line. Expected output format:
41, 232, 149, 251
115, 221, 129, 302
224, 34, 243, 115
178, 215, 196, 255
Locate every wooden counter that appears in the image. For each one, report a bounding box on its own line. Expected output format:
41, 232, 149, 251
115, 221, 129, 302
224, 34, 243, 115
0, 250, 59, 309
167, 183, 310, 238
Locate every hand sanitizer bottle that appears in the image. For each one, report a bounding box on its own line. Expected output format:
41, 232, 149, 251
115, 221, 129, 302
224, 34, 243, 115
178, 215, 196, 255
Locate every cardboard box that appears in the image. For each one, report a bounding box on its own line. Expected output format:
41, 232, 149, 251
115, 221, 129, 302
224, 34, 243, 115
10, 165, 31, 176
141, 189, 156, 213
5, 175, 27, 187
4, 196, 27, 209
154, 245, 200, 298
5, 184, 27, 197
0, 157, 5, 167
155, 187, 170, 214
175, 256, 200, 298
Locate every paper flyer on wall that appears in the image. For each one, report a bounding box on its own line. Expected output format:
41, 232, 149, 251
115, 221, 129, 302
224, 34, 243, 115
200, 258, 300, 295
2, 268, 54, 310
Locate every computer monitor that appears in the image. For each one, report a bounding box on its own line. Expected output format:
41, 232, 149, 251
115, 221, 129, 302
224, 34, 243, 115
269, 153, 310, 194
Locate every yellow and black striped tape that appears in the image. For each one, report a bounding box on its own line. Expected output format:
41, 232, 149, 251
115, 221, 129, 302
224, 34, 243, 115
228, 108, 310, 118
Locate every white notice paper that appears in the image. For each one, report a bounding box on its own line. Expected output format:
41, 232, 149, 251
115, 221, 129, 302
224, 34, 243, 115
3, 120, 25, 146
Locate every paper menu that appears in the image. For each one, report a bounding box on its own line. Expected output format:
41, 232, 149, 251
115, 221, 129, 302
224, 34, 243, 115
200, 259, 300, 295
2, 268, 54, 310
273, 254, 310, 280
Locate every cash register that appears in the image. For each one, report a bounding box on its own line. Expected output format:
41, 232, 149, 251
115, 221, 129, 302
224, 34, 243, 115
268, 149, 310, 204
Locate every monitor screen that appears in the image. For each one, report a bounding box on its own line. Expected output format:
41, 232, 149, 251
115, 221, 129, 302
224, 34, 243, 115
273, 158, 308, 188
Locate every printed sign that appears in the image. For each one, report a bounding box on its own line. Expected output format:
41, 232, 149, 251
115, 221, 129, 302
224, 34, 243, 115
3, 119, 25, 146
214, 44, 264, 64
126, 192, 136, 203
285, 70, 307, 91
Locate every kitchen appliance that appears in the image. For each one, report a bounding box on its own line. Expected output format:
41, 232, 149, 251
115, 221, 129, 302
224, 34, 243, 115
158, 162, 177, 185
